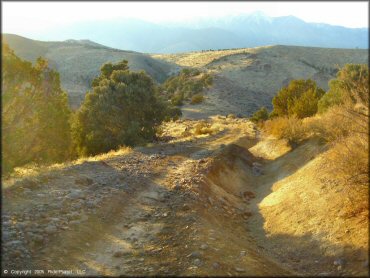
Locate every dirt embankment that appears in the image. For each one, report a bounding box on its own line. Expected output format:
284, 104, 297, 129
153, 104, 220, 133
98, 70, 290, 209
2, 117, 368, 276
248, 136, 368, 276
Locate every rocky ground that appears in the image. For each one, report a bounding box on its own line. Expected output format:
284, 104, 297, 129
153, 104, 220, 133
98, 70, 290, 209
2, 116, 368, 276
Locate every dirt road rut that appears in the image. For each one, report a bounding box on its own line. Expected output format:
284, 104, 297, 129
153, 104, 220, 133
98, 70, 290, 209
2, 117, 291, 276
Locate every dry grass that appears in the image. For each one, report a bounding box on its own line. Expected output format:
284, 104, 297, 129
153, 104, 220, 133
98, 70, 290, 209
318, 106, 369, 190
305, 106, 351, 142
151, 47, 265, 68
329, 134, 368, 187
326, 133, 369, 218
158, 116, 250, 143
307, 105, 368, 189
75, 146, 132, 163
3, 146, 132, 186
263, 104, 369, 217
193, 121, 220, 136
262, 116, 308, 145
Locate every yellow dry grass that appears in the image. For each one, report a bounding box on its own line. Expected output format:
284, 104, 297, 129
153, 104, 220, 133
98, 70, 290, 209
159, 115, 254, 144
151, 46, 272, 68
3, 146, 132, 187
261, 104, 369, 221
262, 116, 308, 144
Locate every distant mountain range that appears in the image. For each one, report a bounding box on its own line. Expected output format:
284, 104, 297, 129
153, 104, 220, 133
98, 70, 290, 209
22, 12, 368, 53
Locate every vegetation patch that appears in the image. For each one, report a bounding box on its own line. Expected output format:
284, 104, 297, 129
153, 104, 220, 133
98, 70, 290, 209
72, 60, 179, 157
250, 107, 269, 123
2, 45, 181, 174
271, 79, 325, 119
258, 63, 368, 213
193, 121, 220, 136
191, 94, 205, 104
2, 44, 72, 175
159, 68, 213, 106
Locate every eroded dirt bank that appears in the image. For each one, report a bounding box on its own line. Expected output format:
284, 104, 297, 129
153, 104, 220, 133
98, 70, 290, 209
2, 116, 368, 276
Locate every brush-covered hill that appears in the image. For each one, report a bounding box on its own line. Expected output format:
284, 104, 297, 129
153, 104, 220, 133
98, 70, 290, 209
152, 45, 368, 118
3, 34, 368, 115
3, 34, 180, 109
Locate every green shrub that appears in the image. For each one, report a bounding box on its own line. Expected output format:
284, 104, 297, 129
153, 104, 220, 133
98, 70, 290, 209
181, 68, 192, 76
251, 107, 269, 123
72, 60, 167, 156
337, 64, 369, 107
191, 94, 204, 104
2, 44, 72, 174
318, 80, 344, 113
163, 105, 182, 121
200, 74, 213, 87
272, 79, 325, 118
268, 110, 279, 119
190, 82, 203, 94
161, 69, 213, 104
263, 116, 307, 145
264, 64, 369, 206
318, 64, 369, 113
171, 93, 184, 106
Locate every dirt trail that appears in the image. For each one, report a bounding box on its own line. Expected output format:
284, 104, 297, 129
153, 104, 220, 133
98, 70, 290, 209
2, 116, 367, 276
2, 117, 287, 276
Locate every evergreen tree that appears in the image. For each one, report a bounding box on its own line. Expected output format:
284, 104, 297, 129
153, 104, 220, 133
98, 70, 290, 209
251, 106, 269, 123
318, 64, 369, 113
72, 60, 168, 156
272, 79, 325, 118
2, 44, 72, 174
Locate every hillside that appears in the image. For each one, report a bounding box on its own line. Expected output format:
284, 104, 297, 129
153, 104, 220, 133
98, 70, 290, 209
3, 34, 180, 109
2, 116, 368, 276
3, 35, 368, 116
153, 45, 368, 117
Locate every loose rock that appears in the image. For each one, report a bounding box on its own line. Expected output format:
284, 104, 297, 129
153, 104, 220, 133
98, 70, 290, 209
45, 225, 57, 235
187, 251, 201, 258
193, 258, 202, 266
200, 244, 208, 250
67, 190, 84, 200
